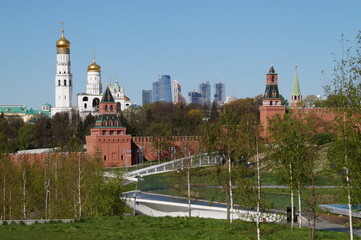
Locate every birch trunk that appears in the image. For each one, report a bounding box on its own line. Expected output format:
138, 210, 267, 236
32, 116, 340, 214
187, 164, 191, 217
256, 140, 261, 240
346, 167, 353, 240
3, 174, 5, 220
22, 166, 27, 219
289, 163, 294, 231
298, 181, 302, 228
77, 154, 82, 218
228, 155, 233, 223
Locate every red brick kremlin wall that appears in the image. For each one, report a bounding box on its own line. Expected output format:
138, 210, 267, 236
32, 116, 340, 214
5, 136, 200, 168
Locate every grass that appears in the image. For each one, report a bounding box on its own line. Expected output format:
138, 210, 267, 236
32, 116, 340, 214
0, 215, 357, 240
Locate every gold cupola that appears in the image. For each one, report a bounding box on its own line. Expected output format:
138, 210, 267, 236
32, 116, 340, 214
88, 59, 101, 72
56, 29, 70, 49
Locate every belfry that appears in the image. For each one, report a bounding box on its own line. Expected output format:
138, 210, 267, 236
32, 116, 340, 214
51, 25, 73, 116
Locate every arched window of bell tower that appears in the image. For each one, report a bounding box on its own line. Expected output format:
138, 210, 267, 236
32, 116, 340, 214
64, 80, 67, 86
58, 80, 60, 86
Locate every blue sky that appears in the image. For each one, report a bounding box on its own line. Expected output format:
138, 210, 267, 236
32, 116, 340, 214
0, 0, 360, 109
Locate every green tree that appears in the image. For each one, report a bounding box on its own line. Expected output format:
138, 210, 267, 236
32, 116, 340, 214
18, 124, 36, 150
268, 112, 318, 238
324, 32, 361, 240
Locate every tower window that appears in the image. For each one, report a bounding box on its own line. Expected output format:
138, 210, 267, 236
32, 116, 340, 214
64, 71, 66, 74
270, 101, 273, 106
84, 103, 87, 109
105, 105, 108, 111
110, 105, 113, 111
83, 97, 88, 101
58, 80, 60, 86
271, 76, 274, 82
64, 80, 67, 86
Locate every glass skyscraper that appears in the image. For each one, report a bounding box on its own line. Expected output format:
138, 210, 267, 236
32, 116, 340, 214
153, 75, 172, 103
199, 81, 211, 106
188, 91, 202, 105
214, 82, 226, 105
142, 89, 152, 106
152, 81, 160, 103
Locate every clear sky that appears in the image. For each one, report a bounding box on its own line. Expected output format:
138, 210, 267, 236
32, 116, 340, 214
1, 0, 360, 109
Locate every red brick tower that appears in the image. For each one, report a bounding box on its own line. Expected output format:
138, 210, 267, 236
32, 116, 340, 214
86, 87, 132, 167
259, 65, 286, 137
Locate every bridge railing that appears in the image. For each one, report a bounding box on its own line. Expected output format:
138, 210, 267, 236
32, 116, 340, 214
124, 153, 219, 179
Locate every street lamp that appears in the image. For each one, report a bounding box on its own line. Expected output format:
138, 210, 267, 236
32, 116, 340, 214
133, 175, 144, 216
169, 146, 176, 160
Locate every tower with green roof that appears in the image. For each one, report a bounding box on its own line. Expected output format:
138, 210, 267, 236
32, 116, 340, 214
259, 65, 286, 137
290, 65, 303, 108
86, 87, 132, 167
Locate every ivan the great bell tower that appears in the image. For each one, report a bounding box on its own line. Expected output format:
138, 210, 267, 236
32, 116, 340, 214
51, 25, 73, 116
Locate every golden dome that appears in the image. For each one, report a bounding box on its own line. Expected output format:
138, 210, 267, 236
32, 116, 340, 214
88, 60, 101, 72
124, 96, 130, 101
56, 30, 70, 49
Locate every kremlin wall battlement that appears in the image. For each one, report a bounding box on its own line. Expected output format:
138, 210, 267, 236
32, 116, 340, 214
4, 136, 200, 168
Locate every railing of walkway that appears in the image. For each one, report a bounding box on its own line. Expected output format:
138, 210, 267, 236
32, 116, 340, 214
124, 153, 219, 179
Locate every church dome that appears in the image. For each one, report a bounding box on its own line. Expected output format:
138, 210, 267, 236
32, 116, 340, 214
124, 96, 130, 101
56, 30, 70, 49
88, 60, 101, 72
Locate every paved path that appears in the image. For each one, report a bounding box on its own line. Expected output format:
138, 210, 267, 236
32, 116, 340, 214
0, 219, 73, 225
300, 216, 361, 237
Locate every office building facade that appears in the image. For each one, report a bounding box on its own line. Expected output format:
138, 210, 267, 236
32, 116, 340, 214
142, 90, 153, 106
214, 82, 226, 105
173, 80, 187, 104
153, 75, 172, 103
199, 81, 211, 106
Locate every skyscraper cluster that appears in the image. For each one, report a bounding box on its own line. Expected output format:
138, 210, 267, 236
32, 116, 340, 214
141, 76, 226, 106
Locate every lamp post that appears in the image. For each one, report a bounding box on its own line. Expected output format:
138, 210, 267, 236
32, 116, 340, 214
169, 146, 176, 160
133, 175, 143, 216
123, 149, 131, 170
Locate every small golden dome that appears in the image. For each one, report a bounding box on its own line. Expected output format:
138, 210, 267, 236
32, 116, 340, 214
88, 60, 101, 72
56, 30, 70, 49
124, 96, 130, 101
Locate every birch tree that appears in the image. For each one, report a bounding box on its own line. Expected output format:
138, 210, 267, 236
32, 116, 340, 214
324, 32, 361, 240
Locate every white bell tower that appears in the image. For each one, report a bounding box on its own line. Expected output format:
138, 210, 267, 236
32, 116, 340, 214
51, 24, 73, 116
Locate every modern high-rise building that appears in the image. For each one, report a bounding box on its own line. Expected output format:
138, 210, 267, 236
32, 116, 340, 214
188, 91, 202, 105
199, 81, 211, 106
142, 89, 153, 106
173, 80, 187, 104
153, 75, 172, 103
214, 82, 226, 105
152, 81, 159, 103
158, 75, 172, 102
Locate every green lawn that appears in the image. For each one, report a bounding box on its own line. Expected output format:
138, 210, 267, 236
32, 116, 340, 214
0, 216, 357, 240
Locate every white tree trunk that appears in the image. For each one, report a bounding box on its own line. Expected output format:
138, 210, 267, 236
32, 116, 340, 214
345, 167, 353, 240
289, 164, 294, 231
298, 181, 302, 228
3, 173, 6, 220
256, 140, 261, 240
228, 155, 233, 224
22, 166, 27, 219
187, 164, 191, 217
77, 154, 82, 218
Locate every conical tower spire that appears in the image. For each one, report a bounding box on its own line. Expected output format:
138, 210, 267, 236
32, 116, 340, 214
292, 65, 301, 96
290, 65, 302, 108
